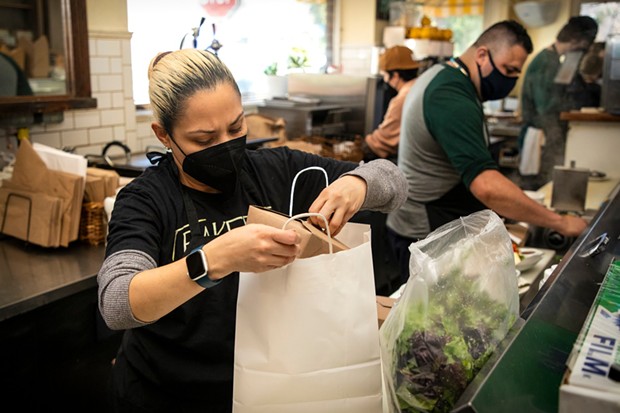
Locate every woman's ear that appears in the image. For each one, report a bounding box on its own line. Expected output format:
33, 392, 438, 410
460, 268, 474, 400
152, 123, 170, 149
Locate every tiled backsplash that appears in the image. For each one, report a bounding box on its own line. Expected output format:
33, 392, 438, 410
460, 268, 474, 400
1, 30, 160, 158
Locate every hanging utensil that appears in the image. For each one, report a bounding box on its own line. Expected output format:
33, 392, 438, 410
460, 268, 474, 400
207, 23, 223, 56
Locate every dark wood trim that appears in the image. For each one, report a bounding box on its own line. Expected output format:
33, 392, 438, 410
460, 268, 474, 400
0, 0, 96, 117
0, 96, 97, 115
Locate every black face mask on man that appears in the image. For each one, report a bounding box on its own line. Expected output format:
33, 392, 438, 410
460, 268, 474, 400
477, 51, 517, 101
169, 134, 247, 194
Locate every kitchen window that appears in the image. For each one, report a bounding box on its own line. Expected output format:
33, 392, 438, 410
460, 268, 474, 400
422, 1, 484, 56
127, 0, 332, 106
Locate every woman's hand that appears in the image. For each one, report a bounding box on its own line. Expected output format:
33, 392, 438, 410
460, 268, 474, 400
307, 175, 367, 236
203, 224, 300, 278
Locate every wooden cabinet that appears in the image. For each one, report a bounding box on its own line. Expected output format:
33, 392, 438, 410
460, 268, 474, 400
0, 0, 96, 119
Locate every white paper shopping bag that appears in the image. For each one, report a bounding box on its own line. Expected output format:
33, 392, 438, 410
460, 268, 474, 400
233, 221, 383, 413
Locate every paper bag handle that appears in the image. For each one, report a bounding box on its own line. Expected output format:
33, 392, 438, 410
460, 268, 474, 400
283, 212, 333, 255
289, 166, 329, 217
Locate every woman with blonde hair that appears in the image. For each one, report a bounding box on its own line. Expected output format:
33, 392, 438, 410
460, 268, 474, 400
98, 48, 407, 412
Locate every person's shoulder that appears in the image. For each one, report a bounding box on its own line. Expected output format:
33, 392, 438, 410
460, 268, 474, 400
530, 48, 557, 66
246, 146, 313, 166
426, 64, 475, 99
246, 146, 291, 161
118, 157, 178, 200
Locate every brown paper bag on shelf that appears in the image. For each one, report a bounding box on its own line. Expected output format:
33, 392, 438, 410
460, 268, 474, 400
57, 170, 84, 244
246, 205, 349, 259
86, 168, 120, 198
7, 140, 83, 246
0, 187, 62, 247
31, 35, 50, 78
7, 170, 80, 246
84, 175, 106, 203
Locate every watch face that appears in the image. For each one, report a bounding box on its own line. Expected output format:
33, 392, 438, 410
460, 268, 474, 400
187, 250, 207, 279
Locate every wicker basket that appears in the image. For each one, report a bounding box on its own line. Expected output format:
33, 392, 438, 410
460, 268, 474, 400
79, 201, 107, 245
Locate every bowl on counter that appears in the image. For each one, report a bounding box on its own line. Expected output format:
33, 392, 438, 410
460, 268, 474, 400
524, 190, 545, 205
516, 248, 544, 271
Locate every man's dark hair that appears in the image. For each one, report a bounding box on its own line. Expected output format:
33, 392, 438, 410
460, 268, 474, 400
557, 16, 598, 44
388, 68, 418, 82
474, 20, 533, 54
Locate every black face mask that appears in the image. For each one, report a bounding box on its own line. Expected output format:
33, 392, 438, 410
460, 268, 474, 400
477, 51, 518, 101
382, 79, 396, 95
170, 135, 247, 194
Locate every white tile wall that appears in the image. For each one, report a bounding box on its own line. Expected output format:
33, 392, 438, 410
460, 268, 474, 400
340, 45, 375, 76
23, 30, 140, 156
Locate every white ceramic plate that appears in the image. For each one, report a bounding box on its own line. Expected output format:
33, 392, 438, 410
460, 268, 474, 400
516, 248, 544, 271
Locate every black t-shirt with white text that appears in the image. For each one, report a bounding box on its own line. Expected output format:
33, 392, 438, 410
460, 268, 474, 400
105, 147, 357, 406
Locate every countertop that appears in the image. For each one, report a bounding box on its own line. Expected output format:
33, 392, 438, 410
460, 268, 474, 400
0, 236, 105, 321
538, 178, 620, 212
517, 248, 556, 313
560, 110, 620, 122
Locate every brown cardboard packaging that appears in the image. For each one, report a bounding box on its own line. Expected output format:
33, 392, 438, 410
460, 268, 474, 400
246, 205, 349, 259
84, 175, 106, 203
85, 167, 120, 198
0, 140, 84, 247
376, 296, 396, 328
31, 35, 50, 78
0, 187, 62, 247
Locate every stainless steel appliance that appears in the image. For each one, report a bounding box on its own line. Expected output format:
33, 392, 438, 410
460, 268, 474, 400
602, 33, 620, 115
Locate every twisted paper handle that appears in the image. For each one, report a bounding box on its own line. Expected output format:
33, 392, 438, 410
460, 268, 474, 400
283, 212, 333, 255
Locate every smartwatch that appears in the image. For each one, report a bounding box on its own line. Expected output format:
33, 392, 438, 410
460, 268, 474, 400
186, 245, 221, 288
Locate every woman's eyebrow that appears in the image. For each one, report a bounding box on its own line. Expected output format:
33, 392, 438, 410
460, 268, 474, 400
187, 112, 246, 134
231, 111, 244, 125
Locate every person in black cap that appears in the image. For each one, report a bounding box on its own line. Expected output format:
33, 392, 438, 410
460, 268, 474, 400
519, 15, 598, 190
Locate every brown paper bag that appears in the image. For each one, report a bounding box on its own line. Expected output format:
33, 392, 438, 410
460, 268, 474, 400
84, 175, 106, 203
31, 35, 50, 78
86, 168, 120, 198
246, 205, 348, 259
0, 187, 62, 247
56, 170, 84, 244
8, 140, 83, 246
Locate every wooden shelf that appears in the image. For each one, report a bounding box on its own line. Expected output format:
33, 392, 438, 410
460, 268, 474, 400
560, 110, 620, 122
0, 2, 34, 10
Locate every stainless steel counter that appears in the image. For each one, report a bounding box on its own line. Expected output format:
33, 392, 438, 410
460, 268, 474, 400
0, 236, 105, 321
453, 181, 620, 412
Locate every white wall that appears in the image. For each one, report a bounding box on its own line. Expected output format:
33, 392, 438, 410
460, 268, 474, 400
338, 0, 378, 76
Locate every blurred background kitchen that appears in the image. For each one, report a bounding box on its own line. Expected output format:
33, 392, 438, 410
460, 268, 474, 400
1, 0, 620, 412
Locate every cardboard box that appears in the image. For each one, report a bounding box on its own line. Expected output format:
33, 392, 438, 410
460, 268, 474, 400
376, 296, 396, 328
559, 383, 620, 413
559, 259, 620, 412
246, 205, 349, 259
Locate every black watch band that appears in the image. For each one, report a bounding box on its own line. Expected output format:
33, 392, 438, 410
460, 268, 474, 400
186, 245, 221, 289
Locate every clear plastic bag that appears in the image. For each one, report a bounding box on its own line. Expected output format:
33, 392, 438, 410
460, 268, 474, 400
380, 209, 519, 413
